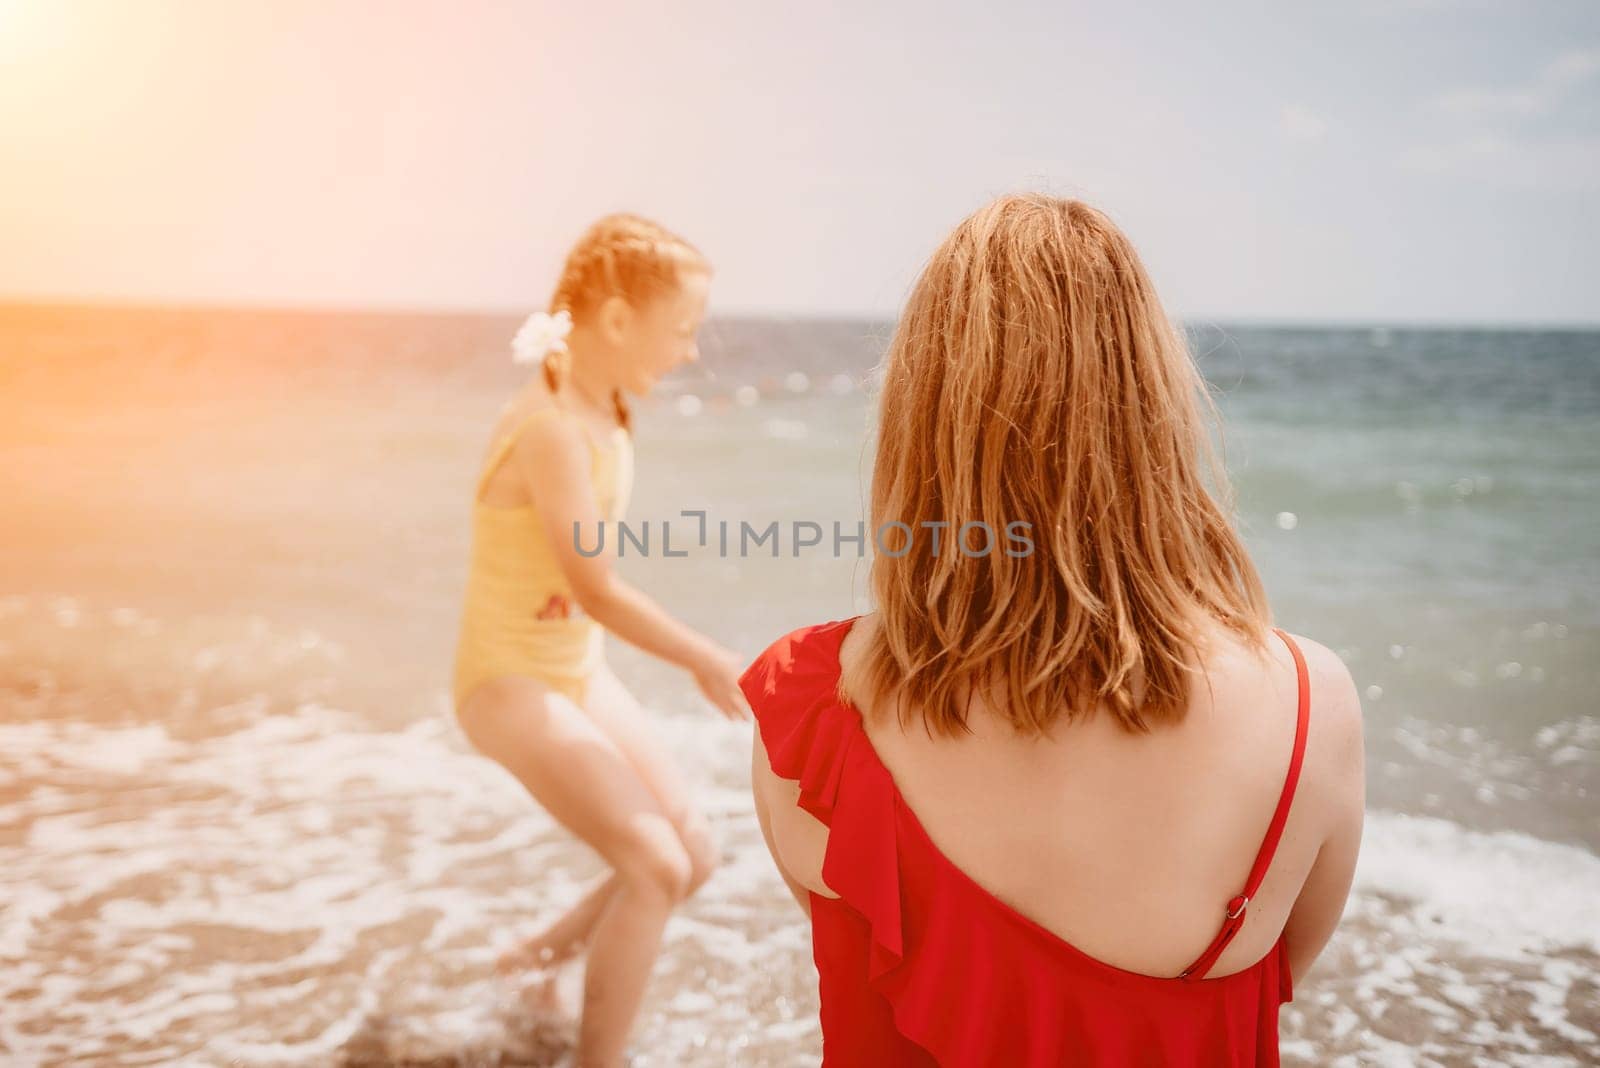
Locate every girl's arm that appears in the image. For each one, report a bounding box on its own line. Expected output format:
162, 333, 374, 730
514, 412, 749, 719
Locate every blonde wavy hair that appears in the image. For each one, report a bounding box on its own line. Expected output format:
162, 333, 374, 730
545, 213, 709, 431
858, 194, 1272, 736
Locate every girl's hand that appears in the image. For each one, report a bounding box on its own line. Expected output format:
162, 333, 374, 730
691, 644, 753, 721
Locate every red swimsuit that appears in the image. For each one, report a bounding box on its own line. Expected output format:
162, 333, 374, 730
739, 615, 1311, 1067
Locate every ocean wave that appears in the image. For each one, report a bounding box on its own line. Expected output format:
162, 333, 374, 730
1, 696, 1595, 1065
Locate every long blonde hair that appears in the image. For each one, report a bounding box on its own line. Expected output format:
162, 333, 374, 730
545, 213, 709, 432
859, 194, 1271, 736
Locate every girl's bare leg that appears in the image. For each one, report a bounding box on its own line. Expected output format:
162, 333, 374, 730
457, 676, 693, 1068
498, 662, 720, 975
582, 662, 720, 893
496, 873, 618, 973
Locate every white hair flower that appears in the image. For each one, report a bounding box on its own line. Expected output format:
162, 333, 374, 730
511, 309, 573, 366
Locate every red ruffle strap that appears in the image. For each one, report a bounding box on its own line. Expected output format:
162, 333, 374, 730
739, 619, 907, 981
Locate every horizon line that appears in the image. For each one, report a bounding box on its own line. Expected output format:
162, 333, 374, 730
3, 294, 1598, 333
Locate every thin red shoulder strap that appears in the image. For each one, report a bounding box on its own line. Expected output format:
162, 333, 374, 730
1179, 627, 1310, 982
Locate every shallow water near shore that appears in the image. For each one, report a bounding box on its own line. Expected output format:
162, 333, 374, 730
1, 306, 1596, 1065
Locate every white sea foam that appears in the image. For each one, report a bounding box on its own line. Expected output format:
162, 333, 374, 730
1, 702, 1596, 1065
1356, 811, 1600, 958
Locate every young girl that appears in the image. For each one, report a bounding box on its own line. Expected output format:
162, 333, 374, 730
452, 213, 750, 1067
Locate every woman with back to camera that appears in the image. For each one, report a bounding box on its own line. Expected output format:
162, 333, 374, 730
452, 213, 749, 1068
741, 194, 1365, 1066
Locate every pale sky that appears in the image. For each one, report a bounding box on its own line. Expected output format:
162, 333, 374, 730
2, 0, 1597, 322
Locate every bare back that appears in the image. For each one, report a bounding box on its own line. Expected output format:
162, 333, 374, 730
758, 612, 1365, 983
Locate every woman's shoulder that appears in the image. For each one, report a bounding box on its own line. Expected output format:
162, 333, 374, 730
1274, 629, 1365, 798
1210, 626, 1364, 835
1249, 628, 1361, 742
737, 615, 859, 705
1209, 625, 1361, 734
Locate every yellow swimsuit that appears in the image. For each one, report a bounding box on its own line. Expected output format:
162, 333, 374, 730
453, 404, 634, 711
